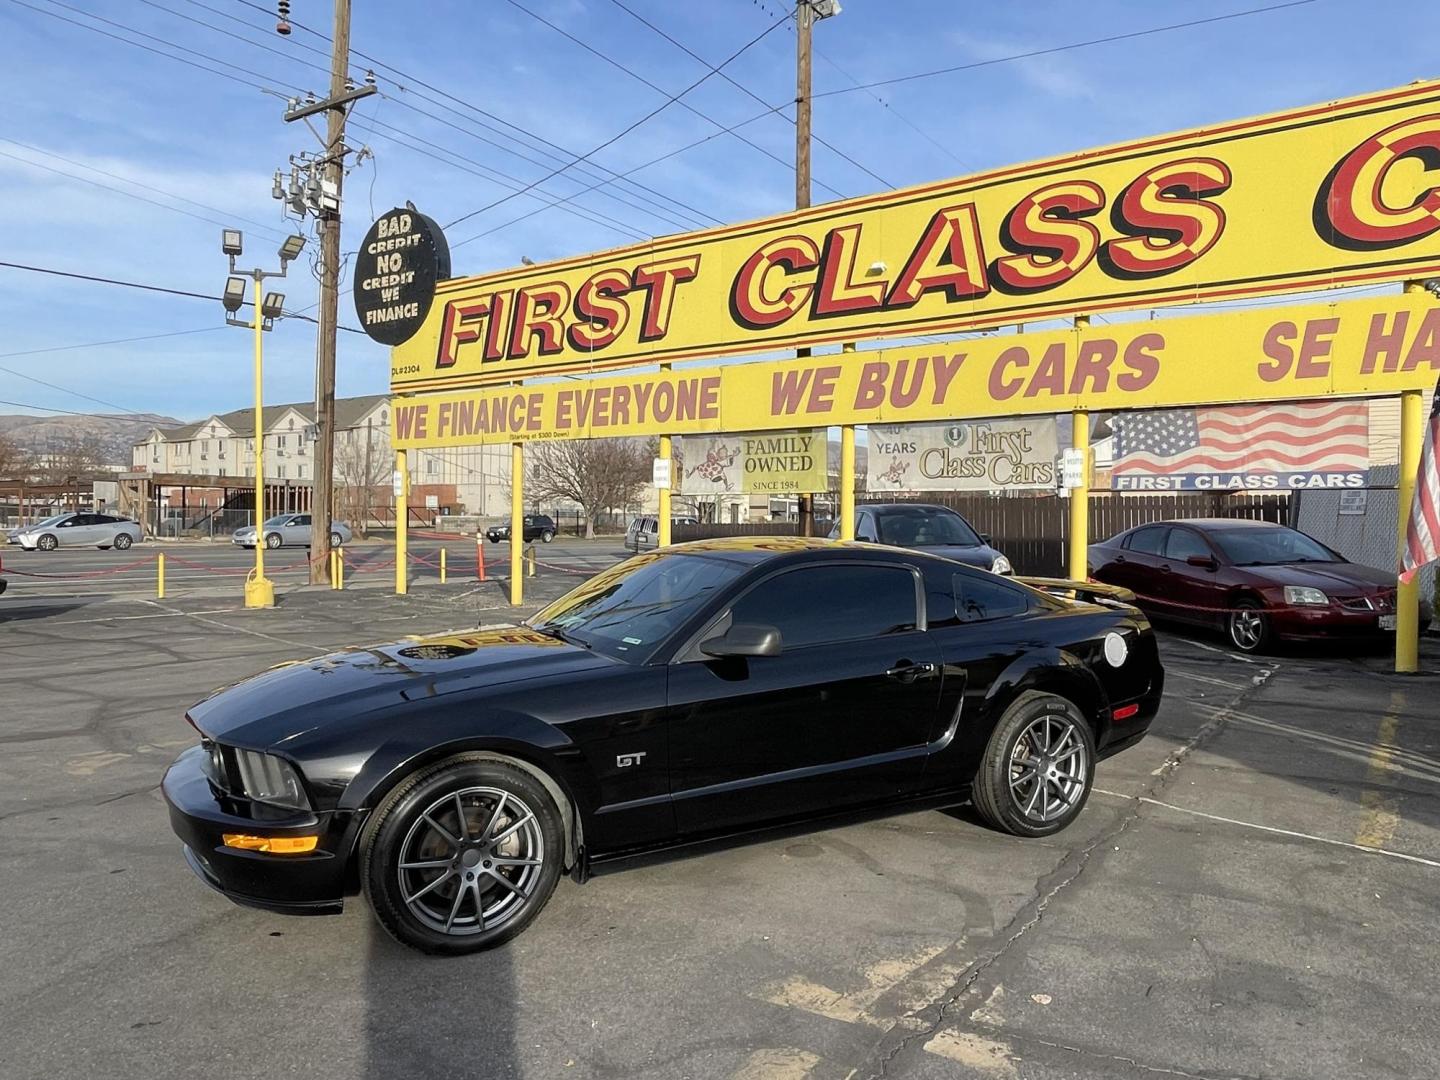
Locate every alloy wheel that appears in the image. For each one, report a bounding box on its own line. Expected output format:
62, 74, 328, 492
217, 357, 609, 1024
1007, 713, 1088, 824
1230, 608, 1263, 651
395, 786, 545, 937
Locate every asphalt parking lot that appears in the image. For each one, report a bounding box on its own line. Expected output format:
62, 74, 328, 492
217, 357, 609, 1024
1, 565, 1437, 1080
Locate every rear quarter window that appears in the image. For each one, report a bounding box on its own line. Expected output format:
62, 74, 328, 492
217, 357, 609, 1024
953, 572, 1030, 623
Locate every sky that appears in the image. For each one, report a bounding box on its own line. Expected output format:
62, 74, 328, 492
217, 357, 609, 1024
1, 0, 1438, 423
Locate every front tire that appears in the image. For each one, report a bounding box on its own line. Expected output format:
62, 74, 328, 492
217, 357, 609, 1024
330, 531, 343, 548
362, 758, 564, 955
1227, 599, 1272, 653
540, 530, 554, 543
265, 532, 283, 550
972, 691, 1095, 838
37, 534, 57, 551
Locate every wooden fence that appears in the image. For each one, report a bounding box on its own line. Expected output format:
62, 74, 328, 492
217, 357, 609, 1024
672, 493, 1291, 577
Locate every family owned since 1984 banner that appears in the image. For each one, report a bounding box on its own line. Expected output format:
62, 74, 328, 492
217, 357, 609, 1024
866, 419, 1059, 492
678, 429, 828, 495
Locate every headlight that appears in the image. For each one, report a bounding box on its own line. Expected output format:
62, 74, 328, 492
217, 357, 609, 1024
1283, 585, 1329, 606
233, 748, 310, 810
991, 554, 1013, 575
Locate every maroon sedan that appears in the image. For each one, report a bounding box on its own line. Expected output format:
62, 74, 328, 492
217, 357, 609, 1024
1088, 518, 1430, 653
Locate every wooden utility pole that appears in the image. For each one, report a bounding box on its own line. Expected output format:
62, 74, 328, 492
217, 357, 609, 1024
795, 0, 815, 536
308, 0, 351, 584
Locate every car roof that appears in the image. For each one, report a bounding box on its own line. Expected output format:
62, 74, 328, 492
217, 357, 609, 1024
661, 534, 982, 571
1143, 518, 1286, 530
862, 503, 962, 515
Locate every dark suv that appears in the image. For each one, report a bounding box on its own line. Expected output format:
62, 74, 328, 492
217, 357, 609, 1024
486, 514, 557, 543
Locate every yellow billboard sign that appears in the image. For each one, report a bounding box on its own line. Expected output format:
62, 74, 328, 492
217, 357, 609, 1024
393, 79, 1440, 391
391, 295, 1440, 449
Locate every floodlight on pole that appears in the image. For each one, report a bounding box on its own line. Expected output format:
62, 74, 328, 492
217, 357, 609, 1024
221, 229, 244, 257
222, 276, 247, 313
812, 0, 841, 18
261, 292, 286, 319
278, 234, 307, 263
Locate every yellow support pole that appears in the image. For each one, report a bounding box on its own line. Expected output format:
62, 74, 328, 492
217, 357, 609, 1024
658, 433, 672, 548
156, 553, 165, 599
244, 273, 274, 609
1397, 388, 1424, 673
511, 442, 524, 606
440, 546, 447, 584
1069, 315, 1091, 582
840, 342, 856, 540
395, 448, 409, 595
329, 548, 337, 589
336, 547, 344, 591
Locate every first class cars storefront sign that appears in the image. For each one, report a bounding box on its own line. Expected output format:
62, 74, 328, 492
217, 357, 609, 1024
391, 79, 1440, 391
867, 419, 1058, 492
388, 294, 1440, 449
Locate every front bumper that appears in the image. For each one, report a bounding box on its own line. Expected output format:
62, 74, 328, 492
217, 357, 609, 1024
231, 534, 256, 547
1269, 599, 1434, 640
162, 745, 352, 915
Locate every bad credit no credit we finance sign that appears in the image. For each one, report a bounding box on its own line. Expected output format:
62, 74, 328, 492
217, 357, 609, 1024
393, 79, 1440, 391
389, 294, 1440, 450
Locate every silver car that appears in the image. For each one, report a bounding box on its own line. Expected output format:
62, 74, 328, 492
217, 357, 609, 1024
14, 512, 143, 551
233, 513, 352, 550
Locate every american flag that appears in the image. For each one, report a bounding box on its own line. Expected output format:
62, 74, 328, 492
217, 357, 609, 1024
1402, 385, 1440, 581
1113, 401, 1369, 475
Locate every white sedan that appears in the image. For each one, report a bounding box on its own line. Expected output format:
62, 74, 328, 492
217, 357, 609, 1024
13, 513, 143, 551
233, 513, 352, 550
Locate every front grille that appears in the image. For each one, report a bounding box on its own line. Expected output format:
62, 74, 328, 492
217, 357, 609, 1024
1338, 592, 1392, 613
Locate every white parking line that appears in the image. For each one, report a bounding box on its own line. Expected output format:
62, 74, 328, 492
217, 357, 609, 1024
1174, 637, 1259, 664
1093, 788, 1440, 869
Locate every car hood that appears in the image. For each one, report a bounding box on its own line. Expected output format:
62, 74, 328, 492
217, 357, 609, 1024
912, 542, 1001, 569
187, 626, 607, 748
1239, 561, 1394, 592
234, 526, 257, 536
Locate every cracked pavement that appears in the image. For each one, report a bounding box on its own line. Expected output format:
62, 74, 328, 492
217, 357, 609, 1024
1, 575, 1437, 1079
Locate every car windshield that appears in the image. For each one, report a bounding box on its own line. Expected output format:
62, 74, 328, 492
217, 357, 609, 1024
527, 550, 750, 661
262, 515, 291, 527
30, 515, 69, 528
1209, 527, 1338, 566
876, 508, 981, 547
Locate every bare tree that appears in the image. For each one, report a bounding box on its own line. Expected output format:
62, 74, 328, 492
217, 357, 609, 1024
0, 433, 30, 479
334, 419, 390, 537
527, 437, 653, 538
35, 433, 105, 485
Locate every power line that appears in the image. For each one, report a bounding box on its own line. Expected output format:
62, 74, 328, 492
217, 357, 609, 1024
227, 0, 724, 230
446, 11, 791, 239
504, 0, 846, 201
809, 1, 1318, 99
604, 0, 892, 190
0, 327, 224, 361
0, 396, 133, 418
0, 361, 140, 414
0, 261, 364, 333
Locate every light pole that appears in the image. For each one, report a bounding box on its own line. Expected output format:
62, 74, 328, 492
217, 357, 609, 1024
222, 229, 307, 608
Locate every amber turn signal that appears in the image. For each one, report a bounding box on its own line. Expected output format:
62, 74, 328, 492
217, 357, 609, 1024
222, 833, 319, 854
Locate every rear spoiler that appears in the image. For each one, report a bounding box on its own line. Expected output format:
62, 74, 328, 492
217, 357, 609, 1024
1015, 576, 1137, 609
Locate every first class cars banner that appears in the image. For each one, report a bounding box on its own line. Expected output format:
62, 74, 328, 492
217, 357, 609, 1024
394, 79, 1440, 390
867, 419, 1059, 492
389, 294, 1440, 449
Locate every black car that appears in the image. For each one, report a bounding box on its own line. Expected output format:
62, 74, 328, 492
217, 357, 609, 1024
163, 538, 1162, 954
831, 503, 1012, 573
486, 514, 556, 544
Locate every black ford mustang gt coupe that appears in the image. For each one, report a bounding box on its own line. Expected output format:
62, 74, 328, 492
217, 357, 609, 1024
164, 537, 1163, 954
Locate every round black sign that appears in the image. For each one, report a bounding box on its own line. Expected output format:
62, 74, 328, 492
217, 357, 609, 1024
353, 207, 451, 346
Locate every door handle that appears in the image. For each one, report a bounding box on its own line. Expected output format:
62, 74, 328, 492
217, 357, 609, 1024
1157, 564, 1172, 573
886, 660, 938, 683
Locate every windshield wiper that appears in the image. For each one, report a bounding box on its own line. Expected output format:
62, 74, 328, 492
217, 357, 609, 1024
531, 624, 591, 649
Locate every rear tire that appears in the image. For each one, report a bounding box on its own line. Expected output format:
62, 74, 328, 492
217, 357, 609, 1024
114, 534, 133, 550
362, 757, 564, 955
1227, 599, 1272, 653
540, 530, 554, 543
265, 533, 283, 550
330, 531, 343, 548
972, 691, 1095, 838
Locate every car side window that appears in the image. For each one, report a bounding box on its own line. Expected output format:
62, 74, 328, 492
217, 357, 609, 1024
728, 564, 918, 649
294, 515, 310, 526
1126, 526, 1168, 556
954, 572, 1030, 622
856, 511, 876, 542
1164, 529, 1211, 562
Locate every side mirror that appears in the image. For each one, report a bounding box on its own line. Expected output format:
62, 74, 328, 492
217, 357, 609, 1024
700, 623, 782, 659
979, 532, 992, 544
1186, 554, 1218, 570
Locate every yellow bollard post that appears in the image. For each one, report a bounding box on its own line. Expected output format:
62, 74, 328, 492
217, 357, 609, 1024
329, 548, 338, 590
1396, 386, 1423, 673
395, 448, 409, 596
440, 546, 447, 584
336, 547, 344, 591
1069, 316, 1091, 582
510, 442, 524, 606
157, 553, 165, 599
